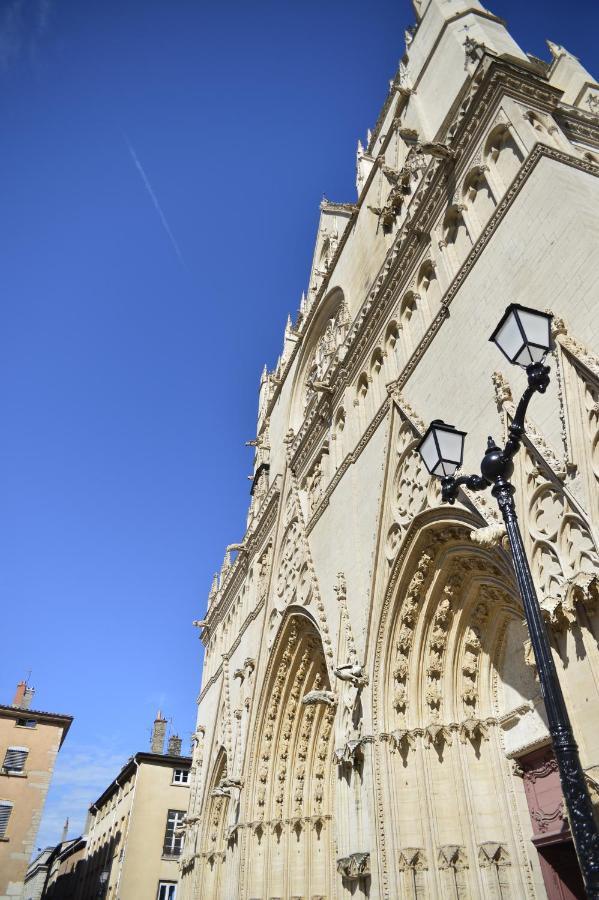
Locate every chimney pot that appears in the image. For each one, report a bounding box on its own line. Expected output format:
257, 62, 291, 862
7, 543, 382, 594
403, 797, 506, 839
150, 711, 167, 754
167, 734, 182, 757
12, 681, 35, 710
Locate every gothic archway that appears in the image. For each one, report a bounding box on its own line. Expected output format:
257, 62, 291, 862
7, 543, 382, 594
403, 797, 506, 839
290, 287, 350, 429
198, 749, 229, 898
241, 611, 336, 899
372, 518, 551, 898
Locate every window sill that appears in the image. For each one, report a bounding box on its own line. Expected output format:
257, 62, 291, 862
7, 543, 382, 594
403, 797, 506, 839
161, 854, 181, 861
0, 837, 9, 843
0, 771, 26, 778
171, 782, 189, 787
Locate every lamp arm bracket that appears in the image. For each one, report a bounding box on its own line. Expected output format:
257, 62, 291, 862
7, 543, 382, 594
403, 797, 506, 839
503, 362, 550, 461
440, 473, 487, 504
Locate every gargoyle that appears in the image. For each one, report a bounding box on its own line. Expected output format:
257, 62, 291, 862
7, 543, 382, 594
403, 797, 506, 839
333, 663, 369, 688
367, 204, 396, 229
211, 787, 231, 798
420, 141, 455, 161
221, 776, 242, 789
302, 690, 337, 707
307, 380, 334, 396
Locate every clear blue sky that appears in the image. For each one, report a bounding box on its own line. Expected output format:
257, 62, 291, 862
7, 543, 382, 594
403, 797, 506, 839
0, 0, 596, 849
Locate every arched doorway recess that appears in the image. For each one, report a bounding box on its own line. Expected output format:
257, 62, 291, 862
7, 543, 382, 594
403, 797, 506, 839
372, 518, 565, 899
241, 611, 336, 899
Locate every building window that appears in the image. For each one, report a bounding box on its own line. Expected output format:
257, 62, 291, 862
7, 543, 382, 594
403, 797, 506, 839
157, 883, 176, 900
15, 718, 36, 729
2, 747, 28, 773
162, 810, 185, 857
0, 801, 13, 838
172, 769, 189, 785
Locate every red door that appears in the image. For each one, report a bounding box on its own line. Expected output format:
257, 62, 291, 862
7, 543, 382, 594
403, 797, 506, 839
538, 841, 585, 900
518, 747, 585, 900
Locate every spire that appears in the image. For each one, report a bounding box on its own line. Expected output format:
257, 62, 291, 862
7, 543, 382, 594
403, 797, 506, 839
546, 40, 575, 61
412, 0, 425, 19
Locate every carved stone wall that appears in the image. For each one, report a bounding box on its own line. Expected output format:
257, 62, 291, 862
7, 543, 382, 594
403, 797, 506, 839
180, 1, 599, 897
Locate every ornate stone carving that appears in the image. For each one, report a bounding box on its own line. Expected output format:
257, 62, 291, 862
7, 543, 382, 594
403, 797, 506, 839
332, 735, 373, 767
398, 846, 427, 871
425, 576, 460, 720
459, 717, 489, 744
478, 842, 510, 867
284, 472, 335, 660
333, 663, 368, 687
337, 851, 371, 880
586, 93, 599, 115
301, 690, 337, 707
423, 723, 452, 749
469, 522, 507, 548
305, 301, 350, 405
391, 429, 431, 532
392, 547, 435, 723
438, 845, 468, 870
276, 519, 308, 607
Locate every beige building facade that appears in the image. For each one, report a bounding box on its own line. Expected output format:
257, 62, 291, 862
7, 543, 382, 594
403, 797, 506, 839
25, 836, 87, 900
180, 0, 599, 898
45, 716, 191, 900
0, 683, 72, 900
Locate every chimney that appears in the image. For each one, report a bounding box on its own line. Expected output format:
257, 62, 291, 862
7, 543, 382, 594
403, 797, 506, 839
167, 734, 182, 757
12, 681, 35, 709
61, 818, 69, 842
150, 711, 167, 754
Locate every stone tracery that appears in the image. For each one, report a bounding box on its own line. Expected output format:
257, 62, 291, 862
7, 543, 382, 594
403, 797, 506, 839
373, 520, 547, 898
241, 613, 336, 899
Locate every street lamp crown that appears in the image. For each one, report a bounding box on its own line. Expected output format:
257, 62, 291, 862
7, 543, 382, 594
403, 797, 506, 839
489, 303, 553, 368
416, 419, 466, 478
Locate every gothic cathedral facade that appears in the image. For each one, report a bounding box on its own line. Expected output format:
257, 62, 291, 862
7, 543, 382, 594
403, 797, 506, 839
180, 1, 599, 896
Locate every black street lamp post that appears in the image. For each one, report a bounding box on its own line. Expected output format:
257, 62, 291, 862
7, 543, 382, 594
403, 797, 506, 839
417, 303, 599, 898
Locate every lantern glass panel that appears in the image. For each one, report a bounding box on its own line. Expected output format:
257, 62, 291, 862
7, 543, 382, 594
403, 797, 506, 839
517, 308, 552, 365
418, 430, 440, 475
436, 428, 464, 475
494, 312, 523, 364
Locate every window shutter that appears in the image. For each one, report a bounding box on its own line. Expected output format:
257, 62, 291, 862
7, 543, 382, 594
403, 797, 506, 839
0, 802, 13, 837
3, 747, 28, 772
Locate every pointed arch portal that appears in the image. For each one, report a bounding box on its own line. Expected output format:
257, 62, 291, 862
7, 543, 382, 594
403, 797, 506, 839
241, 611, 336, 899
372, 518, 566, 898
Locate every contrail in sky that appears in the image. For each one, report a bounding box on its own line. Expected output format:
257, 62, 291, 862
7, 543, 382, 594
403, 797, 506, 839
124, 135, 185, 266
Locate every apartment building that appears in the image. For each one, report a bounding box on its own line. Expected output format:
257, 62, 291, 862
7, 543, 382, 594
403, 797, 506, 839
42, 713, 190, 900
0, 682, 72, 900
